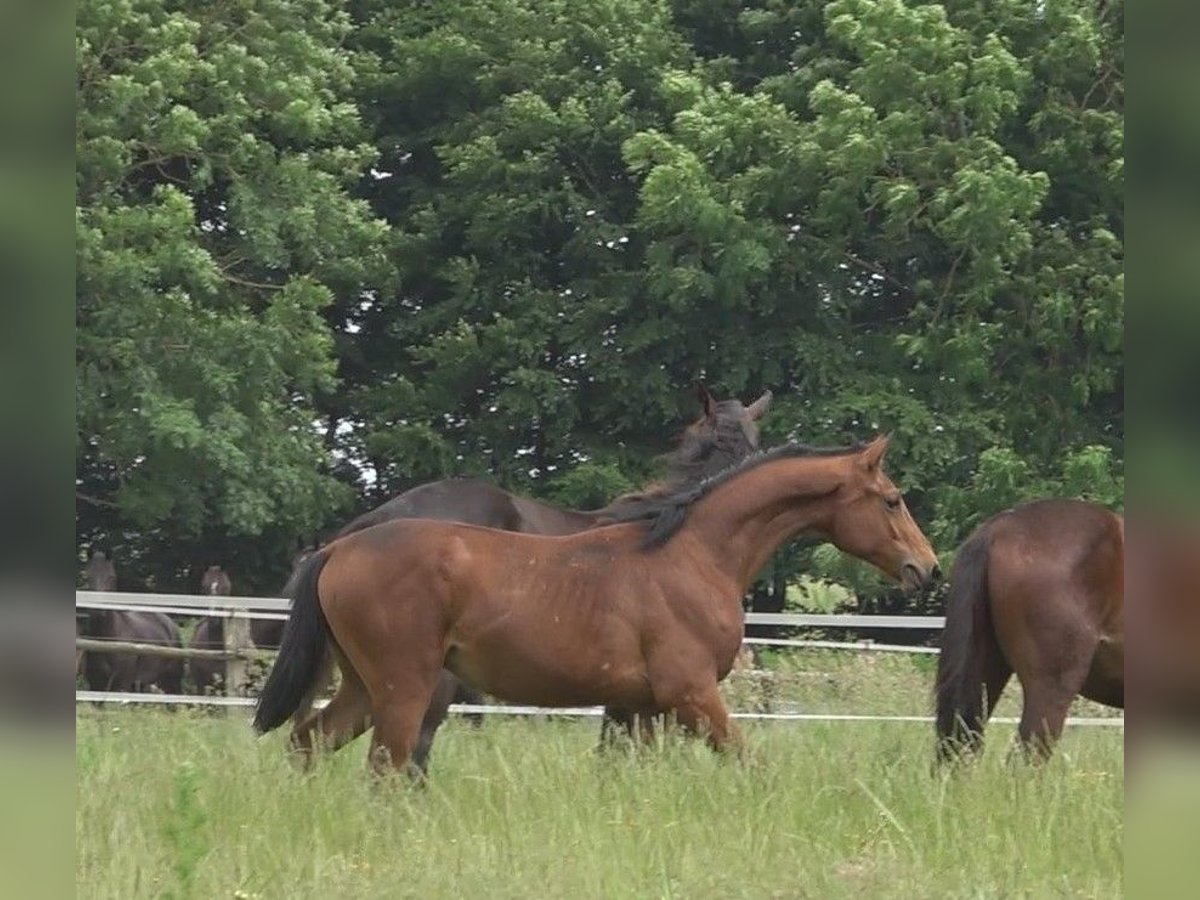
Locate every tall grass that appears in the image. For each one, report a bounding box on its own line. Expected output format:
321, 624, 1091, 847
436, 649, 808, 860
77, 654, 1122, 898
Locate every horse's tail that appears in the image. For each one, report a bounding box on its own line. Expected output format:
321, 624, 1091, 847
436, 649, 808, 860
934, 524, 994, 761
253, 548, 332, 734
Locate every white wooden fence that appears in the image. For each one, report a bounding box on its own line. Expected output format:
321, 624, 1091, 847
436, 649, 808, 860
74, 591, 1123, 729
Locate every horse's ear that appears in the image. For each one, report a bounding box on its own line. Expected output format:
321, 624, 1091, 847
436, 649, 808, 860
747, 390, 772, 421
859, 433, 892, 471
695, 381, 716, 418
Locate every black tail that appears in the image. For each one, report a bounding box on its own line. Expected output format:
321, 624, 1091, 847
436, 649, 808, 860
253, 549, 332, 734
934, 525, 993, 761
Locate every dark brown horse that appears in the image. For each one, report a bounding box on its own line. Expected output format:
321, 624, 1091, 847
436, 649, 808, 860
188, 565, 234, 694
80, 551, 185, 694
935, 499, 1124, 761
291, 384, 773, 764
255, 435, 939, 778
1125, 517, 1200, 737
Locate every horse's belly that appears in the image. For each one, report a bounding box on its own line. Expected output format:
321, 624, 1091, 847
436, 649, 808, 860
447, 637, 650, 709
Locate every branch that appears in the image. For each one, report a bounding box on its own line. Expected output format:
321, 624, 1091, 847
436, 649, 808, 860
843, 251, 911, 295
76, 490, 118, 509
217, 266, 285, 292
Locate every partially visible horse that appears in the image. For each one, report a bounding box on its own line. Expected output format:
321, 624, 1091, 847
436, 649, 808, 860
291, 384, 773, 766
256, 434, 939, 779
80, 551, 184, 694
934, 499, 1124, 761
1124, 517, 1200, 738
188, 565, 233, 694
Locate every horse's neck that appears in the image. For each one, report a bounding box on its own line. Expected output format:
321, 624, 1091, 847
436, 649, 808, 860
683, 457, 845, 591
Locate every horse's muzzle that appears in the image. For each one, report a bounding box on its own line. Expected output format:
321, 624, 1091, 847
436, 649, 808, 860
901, 561, 940, 592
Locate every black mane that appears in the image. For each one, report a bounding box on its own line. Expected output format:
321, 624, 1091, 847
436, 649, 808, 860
605, 441, 868, 548
657, 400, 758, 489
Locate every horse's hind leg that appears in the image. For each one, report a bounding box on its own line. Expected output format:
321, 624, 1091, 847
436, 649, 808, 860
451, 677, 485, 729
364, 653, 446, 781
598, 708, 636, 751
290, 646, 335, 731
290, 652, 371, 769
980, 651, 1013, 735
409, 671, 458, 778
1016, 681, 1079, 761
369, 685, 442, 782
1014, 636, 1096, 760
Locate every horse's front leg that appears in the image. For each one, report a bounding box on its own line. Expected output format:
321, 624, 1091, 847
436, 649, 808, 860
652, 672, 744, 763
670, 683, 745, 759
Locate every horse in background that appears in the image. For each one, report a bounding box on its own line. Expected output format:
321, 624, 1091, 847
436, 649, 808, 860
288, 384, 773, 767
80, 550, 184, 695
257, 435, 939, 779
934, 499, 1124, 762
188, 565, 233, 694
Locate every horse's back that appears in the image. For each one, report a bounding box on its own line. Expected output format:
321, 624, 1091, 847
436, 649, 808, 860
985, 498, 1123, 622
327, 515, 649, 620
337, 477, 525, 537
127, 609, 182, 646
986, 500, 1121, 580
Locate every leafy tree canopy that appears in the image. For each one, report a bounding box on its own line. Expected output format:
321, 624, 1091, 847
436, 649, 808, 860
77, 0, 1122, 600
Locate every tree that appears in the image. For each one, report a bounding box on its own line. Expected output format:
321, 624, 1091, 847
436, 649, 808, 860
76, 0, 392, 590
75, 0, 1122, 606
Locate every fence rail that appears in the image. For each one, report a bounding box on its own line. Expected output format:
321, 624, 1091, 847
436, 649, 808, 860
76, 591, 946, 629
73, 690, 1125, 729
75, 637, 272, 662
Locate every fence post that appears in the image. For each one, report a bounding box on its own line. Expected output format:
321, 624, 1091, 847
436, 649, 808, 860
223, 611, 252, 702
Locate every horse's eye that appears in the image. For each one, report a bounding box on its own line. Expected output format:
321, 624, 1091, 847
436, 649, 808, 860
885, 496, 902, 510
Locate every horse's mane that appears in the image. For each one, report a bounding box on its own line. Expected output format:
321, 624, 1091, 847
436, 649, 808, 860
605, 400, 760, 509
604, 440, 868, 548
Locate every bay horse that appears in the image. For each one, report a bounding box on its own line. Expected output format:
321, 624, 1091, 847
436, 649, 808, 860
1124, 516, 1200, 739
255, 435, 939, 778
934, 499, 1124, 762
80, 551, 184, 694
188, 565, 233, 694
290, 384, 773, 765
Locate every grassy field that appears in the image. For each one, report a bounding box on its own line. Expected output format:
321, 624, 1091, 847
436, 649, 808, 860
77, 652, 1123, 899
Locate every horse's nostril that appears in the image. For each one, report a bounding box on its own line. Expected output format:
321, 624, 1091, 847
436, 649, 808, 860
931, 564, 943, 583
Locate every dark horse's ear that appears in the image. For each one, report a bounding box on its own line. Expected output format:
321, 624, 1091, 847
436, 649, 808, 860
695, 381, 716, 418
747, 390, 772, 421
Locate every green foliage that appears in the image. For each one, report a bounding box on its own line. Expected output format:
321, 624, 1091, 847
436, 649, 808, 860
76, 0, 390, 589
76, 0, 1122, 599
785, 577, 855, 613
932, 443, 1124, 550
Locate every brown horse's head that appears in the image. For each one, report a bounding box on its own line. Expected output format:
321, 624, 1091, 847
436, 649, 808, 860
827, 435, 940, 592
665, 383, 772, 486
84, 550, 117, 591
201, 565, 232, 596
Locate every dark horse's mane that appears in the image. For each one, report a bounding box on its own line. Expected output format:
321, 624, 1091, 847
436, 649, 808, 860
607, 400, 763, 508
605, 440, 869, 548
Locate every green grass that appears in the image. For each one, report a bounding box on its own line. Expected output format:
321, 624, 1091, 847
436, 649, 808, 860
77, 653, 1123, 899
